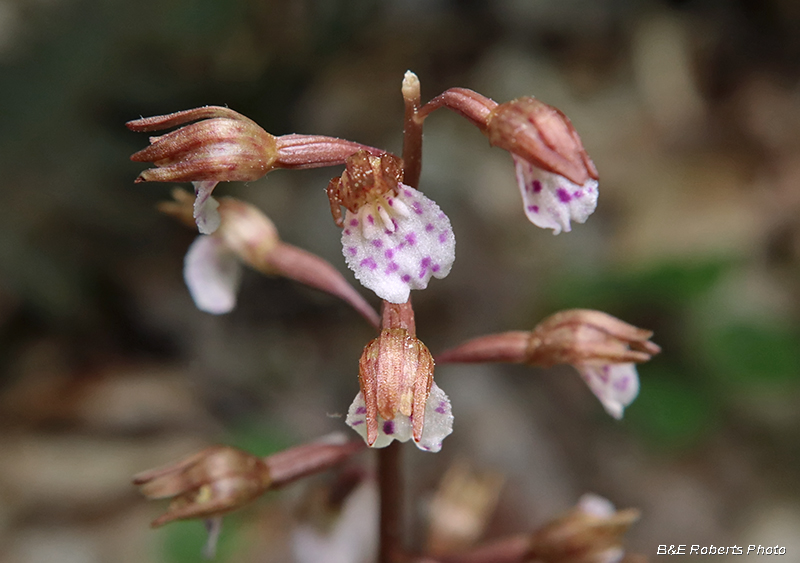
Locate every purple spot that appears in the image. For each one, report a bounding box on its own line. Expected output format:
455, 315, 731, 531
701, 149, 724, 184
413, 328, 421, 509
598, 365, 610, 383
367, 215, 375, 225
359, 257, 377, 270
347, 246, 357, 256
573, 190, 583, 198
372, 239, 384, 248
387, 198, 394, 206
405, 233, 417, 246
351, 420, 364, 426
432, 264, 440, 273
403, 189, 413, 198
356, 406, 367, 415
412, 201, 424, 215
527, 205, 540, 213
349, 219, 358, 227
401, 274, 411, 283
532, 180, 543, 193
392, 218, 399, 230
384, 249, 394, 259
397, 242, 406, 250
385, 262, 399, 274
421, 257, 432, 267
557, 188, 571, 203
614, 376, 630, 392
425, 223, 435, 232
383, 421, 395, 435
344, 229, 351, 235
385, 229, 393, 235
438, 212, 446, 220
438, 232, 448, 243
435, 401, 447, 414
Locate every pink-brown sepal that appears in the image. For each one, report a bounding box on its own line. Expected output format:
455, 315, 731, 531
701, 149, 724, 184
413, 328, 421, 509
487, 97, 598, 186
133, 445, 272, 527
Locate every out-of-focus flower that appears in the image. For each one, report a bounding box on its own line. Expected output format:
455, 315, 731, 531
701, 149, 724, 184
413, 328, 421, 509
134, 437, 364, 558
487, 97, 599, 234
528, 494, 640, 563
417, 89, 599, 234
133, 445, 272, 528
329, 151, 455, 304
161, 190, 380, 328
426, 462, 504, 556
346, 328, 453, 452
128, 106, 383, 234
292, 470, 378, 563
436, 310, 660, 419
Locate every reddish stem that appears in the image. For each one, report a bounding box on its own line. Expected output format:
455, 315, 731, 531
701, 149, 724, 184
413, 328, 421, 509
416, 88, 498, 133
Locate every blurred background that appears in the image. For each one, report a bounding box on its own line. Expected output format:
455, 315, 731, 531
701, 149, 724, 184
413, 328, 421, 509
1, 0, 799, 561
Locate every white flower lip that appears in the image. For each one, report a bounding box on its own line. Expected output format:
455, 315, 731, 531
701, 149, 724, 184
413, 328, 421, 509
576, 363, 640, 419
513, 156, 598, 235
341, 184, 455, 303
193, 180, 221, 235
183, 235, 243, 314
346, 383, 454, 452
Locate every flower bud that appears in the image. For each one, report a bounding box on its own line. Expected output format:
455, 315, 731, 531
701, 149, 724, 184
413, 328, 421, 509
128, 106, 279, 184
487, 97, 598, 187
133, 445, 272, 527
529, 494, 640, 563
346, 328, 454, 452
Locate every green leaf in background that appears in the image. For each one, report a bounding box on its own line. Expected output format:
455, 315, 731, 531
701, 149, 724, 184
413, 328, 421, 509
224, 419, 294, 457
628, 364, 717, 450
547, 259, 734, 312
704, 324, 800, 387
161, 516, 243, 563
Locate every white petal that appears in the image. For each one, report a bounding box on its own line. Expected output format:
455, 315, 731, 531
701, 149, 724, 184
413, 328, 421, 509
576, 363, 640, 419
292, 481, 378, 563
193, 180, 221, 234
202, 517, 223, 560
416, 383, 454, 452
342, 185, 456, 304
345, 383, 454, 453
513, 156, 598, 235
184, 235, 243, 314
577, 493, 616, 518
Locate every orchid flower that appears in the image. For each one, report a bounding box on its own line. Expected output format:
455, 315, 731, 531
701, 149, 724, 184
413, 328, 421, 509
329, 151, 455, 304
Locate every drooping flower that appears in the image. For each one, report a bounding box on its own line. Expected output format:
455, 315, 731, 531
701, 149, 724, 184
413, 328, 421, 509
436, 310, 660, 419
346, 328, 453, 452
329, 151, 455, 304
488, 97, 600, 234
161, 190, 380, 327
417, 89, 600, 234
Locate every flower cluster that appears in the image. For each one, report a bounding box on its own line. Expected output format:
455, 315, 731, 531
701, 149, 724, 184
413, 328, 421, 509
127, 71, 655, 560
